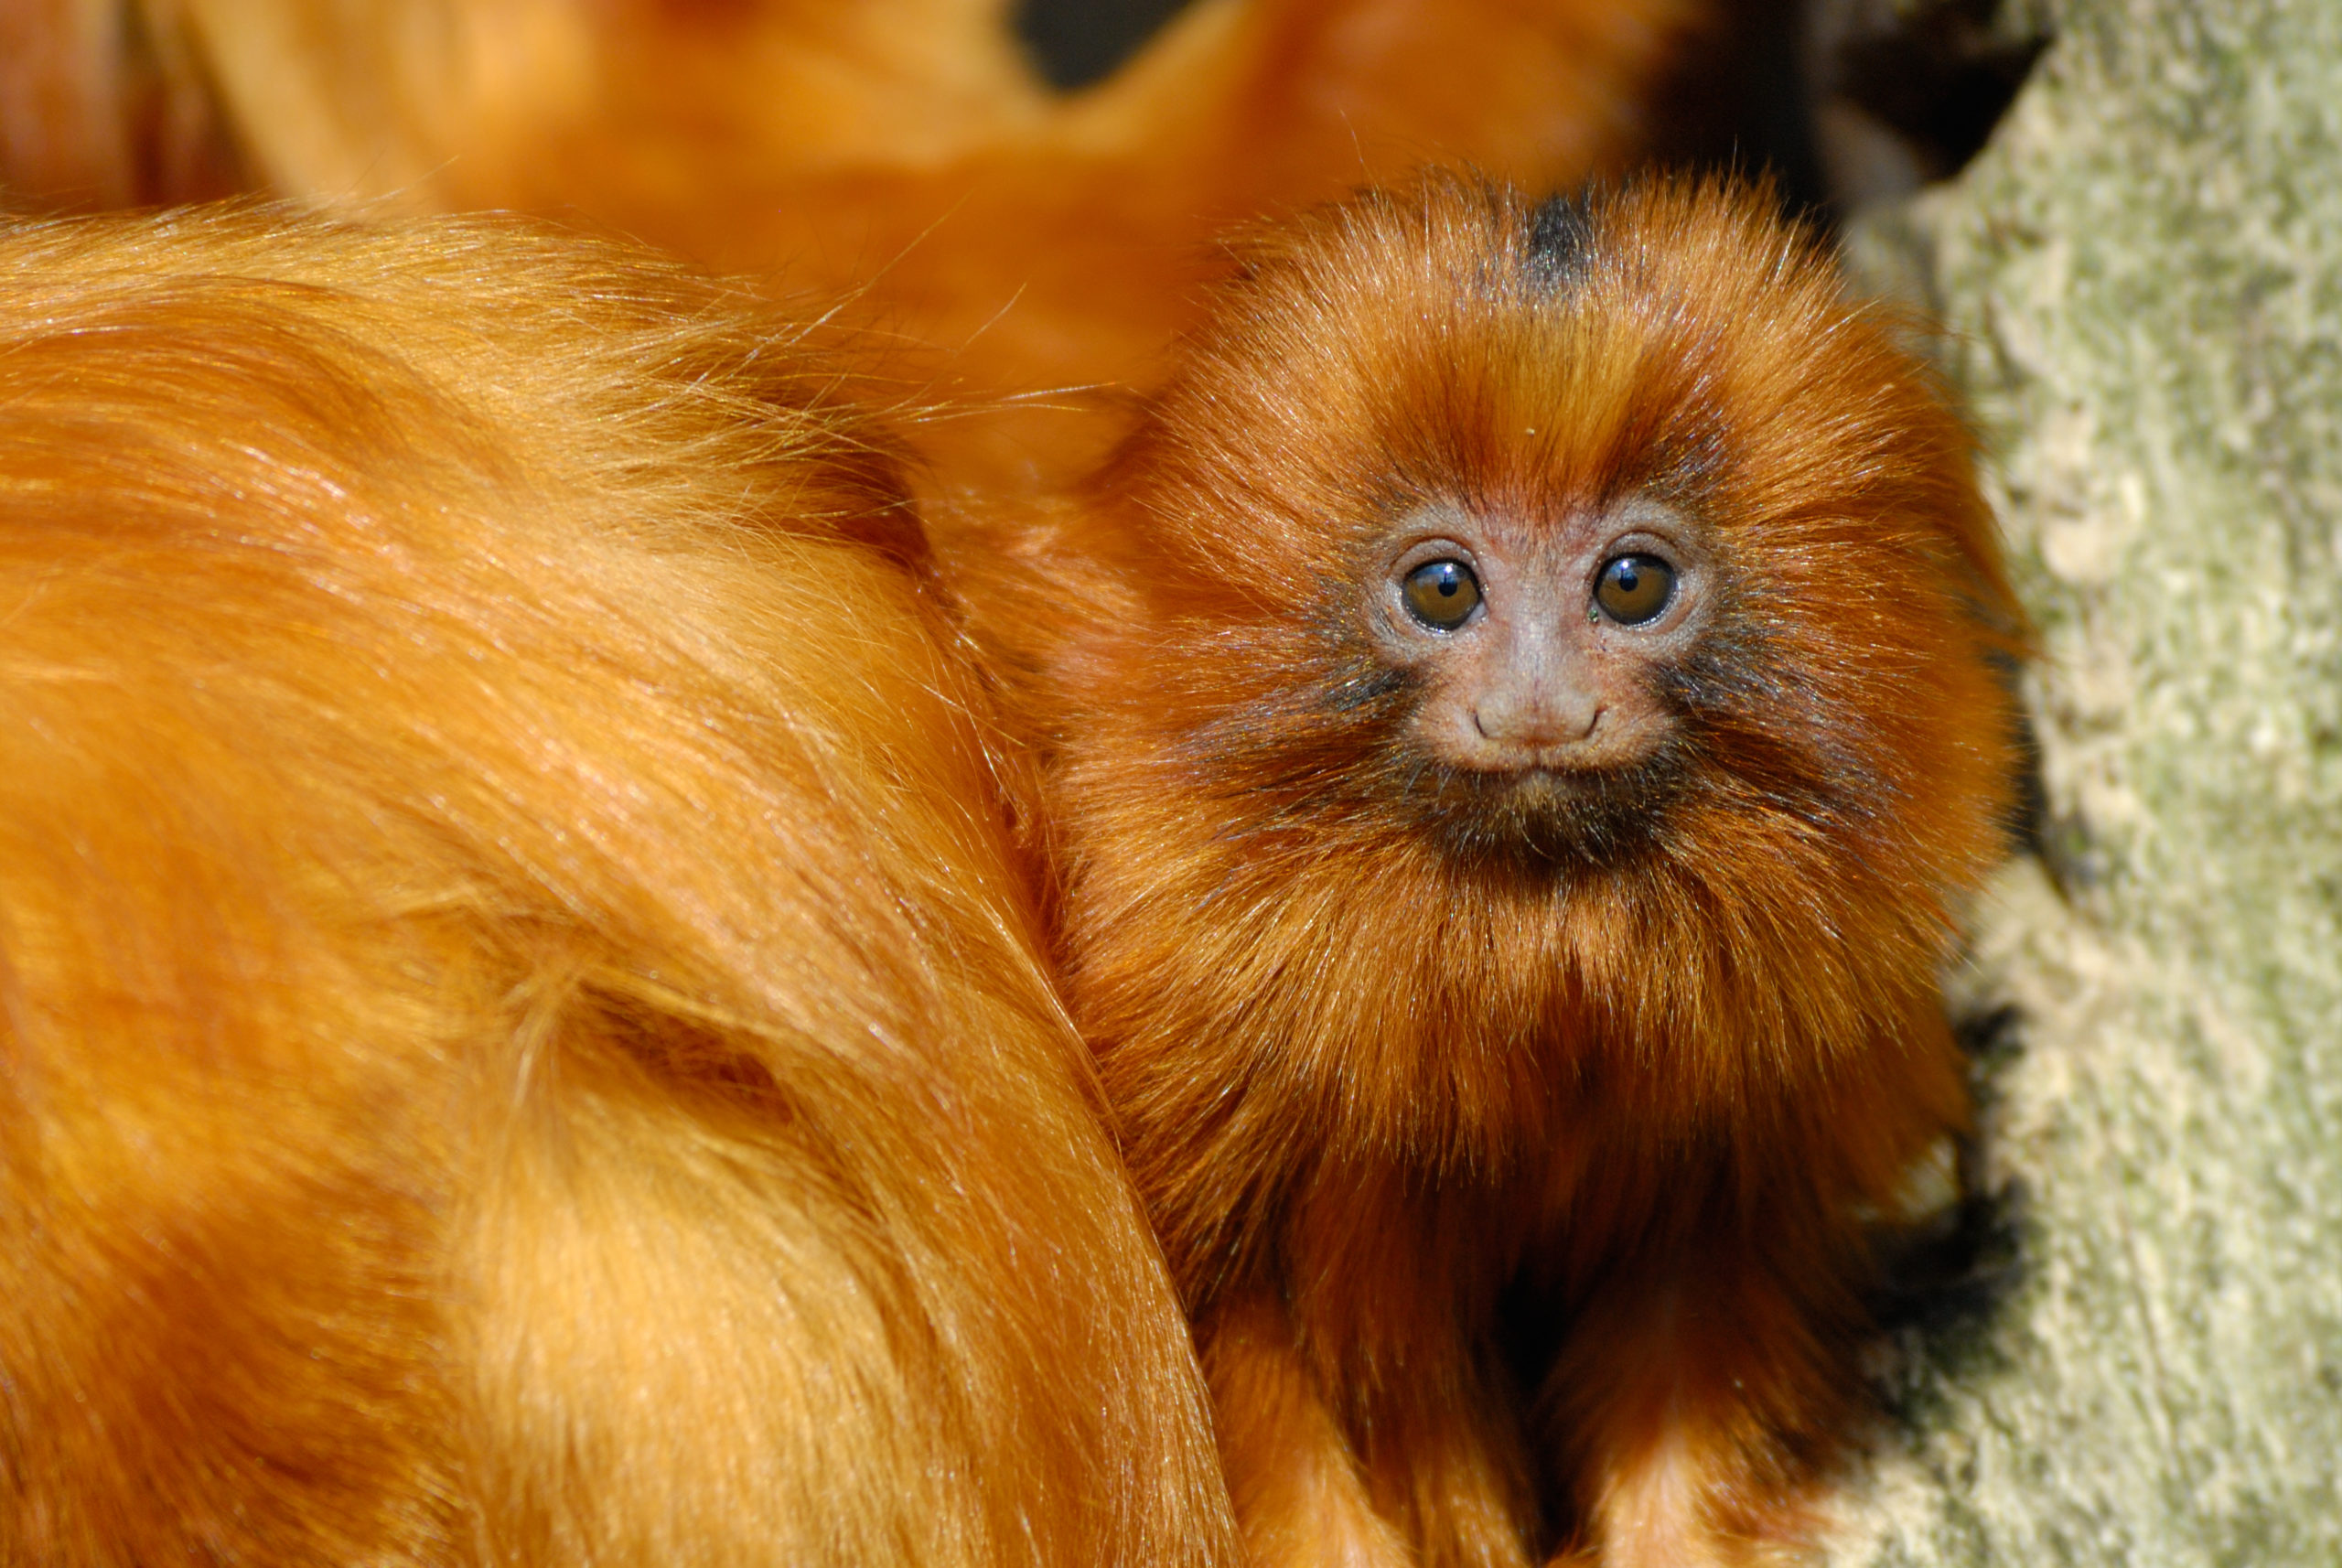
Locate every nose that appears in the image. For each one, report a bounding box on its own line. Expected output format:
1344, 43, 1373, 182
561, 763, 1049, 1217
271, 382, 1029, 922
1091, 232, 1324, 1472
1473, 682, 1601, 750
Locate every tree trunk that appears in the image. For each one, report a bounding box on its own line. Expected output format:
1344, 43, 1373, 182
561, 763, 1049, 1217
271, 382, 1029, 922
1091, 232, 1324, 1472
1829, 2, 2342, 1562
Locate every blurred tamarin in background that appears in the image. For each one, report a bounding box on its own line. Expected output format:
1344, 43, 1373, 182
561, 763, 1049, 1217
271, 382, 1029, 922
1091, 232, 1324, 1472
0, 0, 2040, 482
1, 0, 1711, 488
0, 207, 1239, 1568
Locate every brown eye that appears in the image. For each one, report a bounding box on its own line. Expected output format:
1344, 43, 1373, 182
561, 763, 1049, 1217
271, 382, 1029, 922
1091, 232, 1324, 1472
1402, 559, 1482, 629
1595, 553, 1675, 626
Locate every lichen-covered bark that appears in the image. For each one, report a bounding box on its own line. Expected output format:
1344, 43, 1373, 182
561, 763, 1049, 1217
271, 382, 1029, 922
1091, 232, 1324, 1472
1826, 2, 2342, 1563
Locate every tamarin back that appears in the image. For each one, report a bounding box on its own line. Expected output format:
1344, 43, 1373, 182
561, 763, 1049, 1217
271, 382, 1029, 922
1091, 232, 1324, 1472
0, 209, 1233, 1566
1038, 176, 2021, 1566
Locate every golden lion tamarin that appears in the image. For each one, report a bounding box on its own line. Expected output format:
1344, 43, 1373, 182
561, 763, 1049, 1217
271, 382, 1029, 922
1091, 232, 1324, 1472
0, 207, 1236, 1566
0, 0, 1704, 487
1018, 175, 2021, 1566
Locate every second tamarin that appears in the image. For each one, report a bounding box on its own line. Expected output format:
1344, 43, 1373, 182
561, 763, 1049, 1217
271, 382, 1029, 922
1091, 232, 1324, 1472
1012, 176, 2022, 1566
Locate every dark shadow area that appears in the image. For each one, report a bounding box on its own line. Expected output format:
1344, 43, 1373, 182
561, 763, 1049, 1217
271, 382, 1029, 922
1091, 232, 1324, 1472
1868, 1175, 2029, 1352
1829, 0, 2050, 187
1644, 0, 1837, 217
1863, 999, 2033, 1422
1652, 0, 2048, 223
1015, 0, 2047, 224
1015, 0, 1200, 91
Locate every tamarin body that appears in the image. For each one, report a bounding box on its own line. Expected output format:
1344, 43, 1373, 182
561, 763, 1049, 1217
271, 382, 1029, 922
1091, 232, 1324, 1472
0, 209, 1236, 1567
0, 0, 1703, 486
1028, 176, 2021, 1566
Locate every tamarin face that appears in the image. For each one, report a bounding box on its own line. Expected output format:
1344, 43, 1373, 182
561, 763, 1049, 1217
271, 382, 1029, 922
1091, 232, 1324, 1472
1096, 175, 2014, 884
1362, 489, 1710, 858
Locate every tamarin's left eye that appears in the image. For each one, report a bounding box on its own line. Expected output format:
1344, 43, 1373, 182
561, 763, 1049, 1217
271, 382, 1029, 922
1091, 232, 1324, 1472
1402, 559, 1482, 629
1595, 554, 1676, 625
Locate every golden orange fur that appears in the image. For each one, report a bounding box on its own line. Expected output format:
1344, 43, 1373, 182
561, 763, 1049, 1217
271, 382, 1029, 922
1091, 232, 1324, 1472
1023, 175, 2022, 1566
0, 208, 1236, 1566
0, 0, 1703, 487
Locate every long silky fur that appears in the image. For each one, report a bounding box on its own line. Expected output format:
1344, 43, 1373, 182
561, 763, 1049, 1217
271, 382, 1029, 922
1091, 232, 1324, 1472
1031, 174, 2023, 1566
0, 207, 1236, 1567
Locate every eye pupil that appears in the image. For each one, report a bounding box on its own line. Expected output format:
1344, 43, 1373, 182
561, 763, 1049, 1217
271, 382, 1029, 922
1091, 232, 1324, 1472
1595, 553, 1676, 625
1402, 559, 1481, 629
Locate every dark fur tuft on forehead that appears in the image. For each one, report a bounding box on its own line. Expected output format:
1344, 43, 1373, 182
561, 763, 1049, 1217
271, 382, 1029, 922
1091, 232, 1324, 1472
1524, 188, 1596, 289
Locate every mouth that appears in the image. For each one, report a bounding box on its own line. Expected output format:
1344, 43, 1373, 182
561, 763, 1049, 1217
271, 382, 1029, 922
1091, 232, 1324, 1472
1481, 762, 1594, 797
1402, 750, 1686, 867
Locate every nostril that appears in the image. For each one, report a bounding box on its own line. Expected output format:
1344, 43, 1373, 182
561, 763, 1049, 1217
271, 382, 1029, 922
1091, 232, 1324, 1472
1473, 687, 1527, 743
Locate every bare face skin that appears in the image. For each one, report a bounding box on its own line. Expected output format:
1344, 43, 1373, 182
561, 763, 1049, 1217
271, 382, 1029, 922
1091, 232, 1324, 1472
1370, 497, 1710, 780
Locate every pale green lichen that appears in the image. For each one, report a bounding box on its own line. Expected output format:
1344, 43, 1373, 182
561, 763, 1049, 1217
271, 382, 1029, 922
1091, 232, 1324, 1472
1826, 1, 2342, 1563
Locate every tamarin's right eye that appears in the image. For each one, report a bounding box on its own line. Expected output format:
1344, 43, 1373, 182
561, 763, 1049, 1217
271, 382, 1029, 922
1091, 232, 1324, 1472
1402, 559, 1482, 628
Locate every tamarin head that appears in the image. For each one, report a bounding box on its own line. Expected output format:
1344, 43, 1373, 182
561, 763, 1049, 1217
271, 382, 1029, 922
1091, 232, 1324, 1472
1055, 175, 2021, 1197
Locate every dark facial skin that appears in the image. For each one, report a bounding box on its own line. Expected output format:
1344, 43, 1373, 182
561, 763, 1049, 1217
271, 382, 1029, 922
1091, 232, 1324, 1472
1363, 497, 1712, 858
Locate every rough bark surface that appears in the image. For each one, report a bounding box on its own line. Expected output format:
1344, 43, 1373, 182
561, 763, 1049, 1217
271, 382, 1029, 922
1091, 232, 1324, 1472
1827, 1, 2342, 1562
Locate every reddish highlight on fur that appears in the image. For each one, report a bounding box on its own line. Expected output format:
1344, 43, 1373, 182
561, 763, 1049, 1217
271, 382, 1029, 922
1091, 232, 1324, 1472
1030, 174, 2023, 1566
0, 208, 1236, 1566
